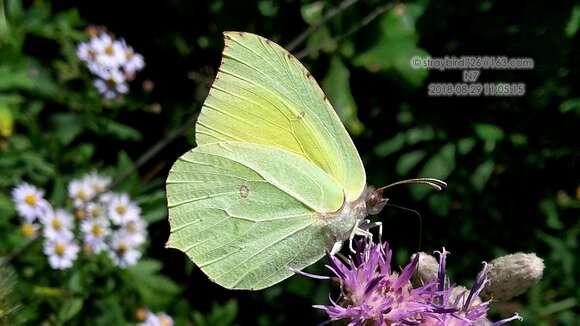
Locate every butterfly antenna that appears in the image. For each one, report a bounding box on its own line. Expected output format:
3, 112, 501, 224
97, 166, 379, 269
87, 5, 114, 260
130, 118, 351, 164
378, 178, 448, 192
386, 203, 423, 252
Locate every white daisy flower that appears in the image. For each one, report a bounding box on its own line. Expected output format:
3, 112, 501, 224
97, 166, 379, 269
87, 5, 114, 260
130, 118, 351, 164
108, 193, 140, 225
43, 234, 79, 270
98, 191, 115, 205
119, 218, 147, 246
85, 202, 105, 219
93, 69, 129, 99
21, 223, 40, 238
157, 313, 174, 326
11, 183, 49, 223
90, 32, 113, 52
68, 177, 95, 207
84, 172, 111, 194
41, 208, 74, 240
77, 29, 144, 99
108, 231, 141, 267
81, 218, 110, 253
76, 42, 97, 63
138, 311, 159, 326
122, 46, 145, 77
94, 38, 127, 69
138, 311, 174, 326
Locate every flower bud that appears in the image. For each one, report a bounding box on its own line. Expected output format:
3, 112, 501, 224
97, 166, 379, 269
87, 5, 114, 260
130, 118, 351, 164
481, 253, 544, 301
411, 252, 439, 285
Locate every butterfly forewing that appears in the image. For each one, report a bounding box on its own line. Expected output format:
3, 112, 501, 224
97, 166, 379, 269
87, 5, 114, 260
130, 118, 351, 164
195, 32, 366, 202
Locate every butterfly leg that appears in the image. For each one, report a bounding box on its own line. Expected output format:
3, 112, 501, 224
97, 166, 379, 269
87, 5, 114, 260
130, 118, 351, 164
348, 224, 358, 253
330, 241, 343, 255
358, 219, 383, 240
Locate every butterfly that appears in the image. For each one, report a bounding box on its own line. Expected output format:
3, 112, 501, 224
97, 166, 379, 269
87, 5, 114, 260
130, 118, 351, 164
165, 32, 446, 290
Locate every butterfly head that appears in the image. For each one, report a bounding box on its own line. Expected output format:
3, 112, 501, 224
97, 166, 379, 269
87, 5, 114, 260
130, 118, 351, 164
365, 178, 448, 216
365, 186, 388, 216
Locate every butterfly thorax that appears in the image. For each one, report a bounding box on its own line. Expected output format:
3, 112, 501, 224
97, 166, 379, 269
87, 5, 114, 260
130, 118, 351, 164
317, 187, 374, 247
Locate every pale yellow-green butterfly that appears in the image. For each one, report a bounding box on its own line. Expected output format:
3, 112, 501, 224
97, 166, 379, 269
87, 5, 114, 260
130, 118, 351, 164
165, 32, 446, 290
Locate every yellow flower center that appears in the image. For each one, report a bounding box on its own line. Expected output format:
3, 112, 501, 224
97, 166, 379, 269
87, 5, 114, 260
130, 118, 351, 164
118, 242, 128, 254
24, 194, 37, 206
51, 218, 62, 230
116, 205, 127, 215
91, 224, 103, 237
83, 243, 93, 255
126, 50, 134, 60
21, 224, 35, 237
91, 207, 102, 218
160, 316, 172, 326
105, 45, 114, 55
55, 243, 66, 256
76, 190, 87, 201
106, 79, 117, 88
74, 208, 86, 220
127, 222, 136, 233
135, 308, 147, 321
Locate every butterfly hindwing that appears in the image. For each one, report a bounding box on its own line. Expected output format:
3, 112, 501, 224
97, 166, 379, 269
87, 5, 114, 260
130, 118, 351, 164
166, 141, 343, 289
196, 32, 366, 202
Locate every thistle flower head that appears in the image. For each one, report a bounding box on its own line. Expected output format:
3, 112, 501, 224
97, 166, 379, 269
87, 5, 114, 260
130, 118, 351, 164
310, 241, 439, 325
303, 240, 524, 326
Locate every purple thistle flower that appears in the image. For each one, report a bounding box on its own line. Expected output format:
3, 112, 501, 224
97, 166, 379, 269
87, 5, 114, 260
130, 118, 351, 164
298, 240, 523, 326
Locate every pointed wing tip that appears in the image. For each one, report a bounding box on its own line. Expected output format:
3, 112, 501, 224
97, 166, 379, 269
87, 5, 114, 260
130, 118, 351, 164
164, 240, 174, 249
223, 31, 257, 40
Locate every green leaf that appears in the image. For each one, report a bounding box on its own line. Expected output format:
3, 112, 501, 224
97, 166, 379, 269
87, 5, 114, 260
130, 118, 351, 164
0, 0, 9, 43
353, 41, 429, 87
0, 103, 13, 138
305, 26, 336, 58
405, 126, 434, 144
92, 117, 142, 141
58, 298, 83, 322
411, 143, 455, 200
137, 190, 168, 223
474, 123, 504, 152
470, 159, 494, 192
457, 138, 476, 155
565, 5, 580, 38
559, 98, 580, 113
257, 0, 278, 17
93, 298, 126, 326
193, 300, 238, 326
539, 199, 563, 230
122, 259, 181, 309
0, 63, 35, 91
374, 132, 405, 157
474, 123, 504, 142
115, 151, 139, 192
301, 1, 325, 25
322, 56, 364, 135
396, 150, 426, 176
49, 113, 83, 146
352, 3, 429, 87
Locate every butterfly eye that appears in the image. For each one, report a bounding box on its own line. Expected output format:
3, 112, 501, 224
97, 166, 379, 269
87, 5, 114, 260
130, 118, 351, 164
366, 190, 388, 215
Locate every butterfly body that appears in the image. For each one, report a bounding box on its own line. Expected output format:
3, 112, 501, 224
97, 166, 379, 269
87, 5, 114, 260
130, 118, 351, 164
317, 187, 370, 249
